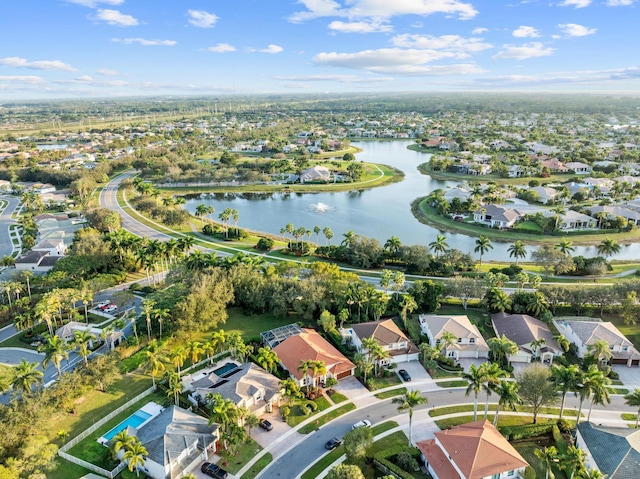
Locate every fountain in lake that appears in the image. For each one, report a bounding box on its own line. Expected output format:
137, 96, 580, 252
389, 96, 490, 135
311, 202, 333, 213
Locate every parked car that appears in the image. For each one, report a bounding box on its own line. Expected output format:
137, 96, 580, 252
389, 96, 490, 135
325, 437, 342, 450
352, 419, 372, 430
103, 304, 118, 314
95, 301, 109, 309
258, 419, 273, 431
201, 462, 228, 479
398, 369, 411, 382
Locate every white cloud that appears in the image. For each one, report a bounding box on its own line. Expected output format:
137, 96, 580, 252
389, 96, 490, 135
0, 75, 46, 85
0, 56, 77, 72
472, 27, 488, 34
328, 21, 392, 33
313, 47, 484, 75
607, 0, 634, 5
289, 0, 478, 23
469, 66, 640, 87
187, 10, 218, 28
260, 44, 284, 54
493, 42, 554, 60
391, 33, 492, 56
274, 74, 393, 83
512, 26, 540, 38
96, 69, 120, 76
112, 38, 176, 46
558, 0, 591, 7
208, 43, 236, 53
65, 0, 123, 7
558, 23, 596, 37
95, 9, 138, 26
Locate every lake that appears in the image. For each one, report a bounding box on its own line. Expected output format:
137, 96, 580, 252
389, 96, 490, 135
184, 140, 640, 261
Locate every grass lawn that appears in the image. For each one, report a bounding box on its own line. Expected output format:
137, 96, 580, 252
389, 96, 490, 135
300, 444, 344, 479
435, 414, 557, 430
622, 413, 639, 424
426, 364, 463, 379
217, 437, 263, 475
436, 380, 468, 388
429, 404, 579, 418
514, 439, 567, 479
367, 374, 402, 391
240, 452, 272, 479
47, 457, 95, 479
604, 312, 640, 352
327, 390, 349, 404
287, 396, 333, 427
374, 387, 407, 399
298, 402, 356, 434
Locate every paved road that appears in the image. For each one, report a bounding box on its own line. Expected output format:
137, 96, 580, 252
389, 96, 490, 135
0, 195, 20, 258
257, 385, 637, 479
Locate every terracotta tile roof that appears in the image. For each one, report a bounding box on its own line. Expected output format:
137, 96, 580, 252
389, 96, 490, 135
273, 329, 355, 380
434, 420, 528, 479
417, 439, 461, 479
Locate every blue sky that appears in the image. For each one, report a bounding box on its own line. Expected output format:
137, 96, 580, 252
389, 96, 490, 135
1, 0, 639, 99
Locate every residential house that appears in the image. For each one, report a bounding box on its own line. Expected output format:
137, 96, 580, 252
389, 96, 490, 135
529, 186, 558, 204
341, 319, 419, 364
14, 250, 61, 272
419, 315, 490, 360
135, 405, 219, 479
587, 205, 640, 227
443, 187, 471, 202
557, 210, 597, 231
473, 205, 523, 229
539, 158, 569, 173
507, 165, 527, 178
491, 313, 563, 364
554, 319, 640, 366
273, 329, 355, 387
576, 422, 640, 479
184, 362, 280, 414
565, 161, 592, 174
417, 420, 529, 479
300, 165, 330, 183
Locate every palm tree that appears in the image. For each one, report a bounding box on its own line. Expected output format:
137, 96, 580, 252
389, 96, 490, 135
474, 235, 493, 268
481, 362, 507, 419
463, 363, 486, 421
384, 236, 402, 259
561, 446, 586, 479
587, 370, 611, 422
587, 339, 613, 364
624, 388, 640, 428
141, 298, 156, 341
122, 439, 148, 477
438, 331, 458, 358
597, 237, 621, 258
144, 340, 165, 390
553, 334, 571, 353
279, 377, 302, 407
392, 390, 428, 446
493, 380, 520, 426
73, 329, 96, 366
550, 364, 581, 420
38, 333, 70, 377
153, 307, 170, 340
166, 371, 183, 406
354, 352, 373, 385
507, 240, 527, 265
256, 346, 279, 374
429, 234, 449, 259
10, 359, 43, 396
111, 430, 135, 460
534, 446, 559, 479
195, 203, 209, 222
578, 469, 606, 479
322, 226, 333, 245
487, 335, 518, 366
186, 341, 204, 366
555, 238, 575, 256
297, 359, 313, 387
398, 294, 417, 331
169, 347, 186, 374
341, 230, 355, 247
212, 329, 227, 354
576, 365, 602, 425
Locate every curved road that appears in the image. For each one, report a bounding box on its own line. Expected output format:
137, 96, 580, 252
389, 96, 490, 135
0, 195, 20, 258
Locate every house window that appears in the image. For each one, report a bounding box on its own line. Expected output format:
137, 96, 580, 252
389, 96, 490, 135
609, 345, 614, 350
457, 338, 462, 343
508, 470, 515, 476
492, 474, 501, 479
623, 346, 629, 352
469, 338, 475, 344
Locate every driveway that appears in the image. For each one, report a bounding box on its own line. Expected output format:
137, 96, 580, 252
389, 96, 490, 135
457, 358, 489, 373
394, 360, 432, 382
612, 365, 640, 390
250, 409, 292, 449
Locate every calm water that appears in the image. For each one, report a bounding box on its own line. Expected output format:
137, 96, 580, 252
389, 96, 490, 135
184, 140, 640, 261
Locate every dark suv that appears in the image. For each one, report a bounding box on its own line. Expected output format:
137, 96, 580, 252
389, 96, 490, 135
201, 462, 228, 479
259, 419, 273, 431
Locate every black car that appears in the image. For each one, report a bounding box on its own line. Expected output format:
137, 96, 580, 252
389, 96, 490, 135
201, 462, 228, 479
325, 437, 342, 450
259, 419, 273, 431
398, 369, 411, 382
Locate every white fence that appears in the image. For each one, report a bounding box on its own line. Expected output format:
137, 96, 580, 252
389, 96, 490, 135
58, 385, 155, 477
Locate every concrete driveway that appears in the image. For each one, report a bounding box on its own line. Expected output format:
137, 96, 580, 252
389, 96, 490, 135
613, 365, 640, 390
250, 410, 292, 449
457, 358, 489, 373
394, 360, 432, 382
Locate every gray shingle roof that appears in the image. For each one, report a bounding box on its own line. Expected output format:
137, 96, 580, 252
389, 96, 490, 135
491, 313, 560, 351
578, 422, 640, 479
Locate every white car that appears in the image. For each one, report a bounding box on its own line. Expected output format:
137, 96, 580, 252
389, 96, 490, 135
95, 301, 109, 309
103, 305, 118, 314
352, 419, 372, 430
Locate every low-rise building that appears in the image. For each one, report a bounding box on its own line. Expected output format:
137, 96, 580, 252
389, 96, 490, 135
419, 314, 490, 360
341, 319, 419, 364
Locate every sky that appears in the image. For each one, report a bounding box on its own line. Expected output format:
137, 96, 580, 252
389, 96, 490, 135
1, 0, 639, 100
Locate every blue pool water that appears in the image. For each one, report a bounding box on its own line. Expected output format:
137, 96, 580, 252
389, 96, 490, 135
102, 410, 152, 442
214, 362, 238, 376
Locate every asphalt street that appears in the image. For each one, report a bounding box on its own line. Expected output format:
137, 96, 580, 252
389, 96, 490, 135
0, 195, 19, 258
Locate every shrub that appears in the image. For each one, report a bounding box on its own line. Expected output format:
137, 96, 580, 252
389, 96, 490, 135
256, 237, 274, 251
280, 406, 290, 419
500, 424, 553, 440
524, 466, 536, 479
396, 451, 419, 472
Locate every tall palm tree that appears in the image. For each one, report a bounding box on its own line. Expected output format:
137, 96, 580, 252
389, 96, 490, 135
438, 331, 458, 358
279, 377, 302, 407
550, 364, 581, 420
507, 240, 527, 265
169, 347, 186, 374
141, 298, 156, 342
482, 362, 507, 419
392, 390, 428, 446
587, 339, 613, 364
493, 380, 520, 426
166, 371, 183, 406
576, 365, 601, 425
384, 236, 402, 259
212, 329, 227, 354
122, 439, 148, 477
553, 334, 571, 353
185, 341, 204, 366
354, 352, 373, 385
111, 430, 135, 460
597, 237, 621, 258
10, 359, 43, 396
144, 340, 165, 389
534, 446, 559, 479
463, 363, 486, 422
624, 388, 640, 428
398, 294, 417, 331
38, 333, 70, 377
256, 346, 279, 374
555, 238, 575, 256
73, 329, 97, 366
429, 234, 449, 259
474, 235, 493, 269
561, 446, 586, 479
487, 335, 518, 366
587, 370, 611, 422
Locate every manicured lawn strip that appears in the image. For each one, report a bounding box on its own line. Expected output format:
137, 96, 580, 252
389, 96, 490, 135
67, 393, 164, 469
328, 391, 349, 404
240, 452, 272, 479
436, 380, 468, 388
47, 457, 94, 479
366, 430, 409, 458
217, 437, 262, 475
372, 420, 399, 435
298, 402, 356, 434
367, 374, 402, 390
429, 404, 579, 418
612, 387, 630, 394
436, 415, 558, 430
425, 364, 463, 379
0, 332, 39, 349
622, 413, 639, 423
300, 446, 345, 479
374, 387, 407, 399
288, 396, 333, 427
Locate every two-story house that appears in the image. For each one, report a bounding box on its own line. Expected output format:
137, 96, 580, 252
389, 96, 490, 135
491, 313, 563, 364
341, 319, 419, 364
419, 315, 490, 360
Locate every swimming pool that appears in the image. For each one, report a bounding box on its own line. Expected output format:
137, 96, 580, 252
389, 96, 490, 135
98, 402, 164, 445
214, 362, 239, 376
